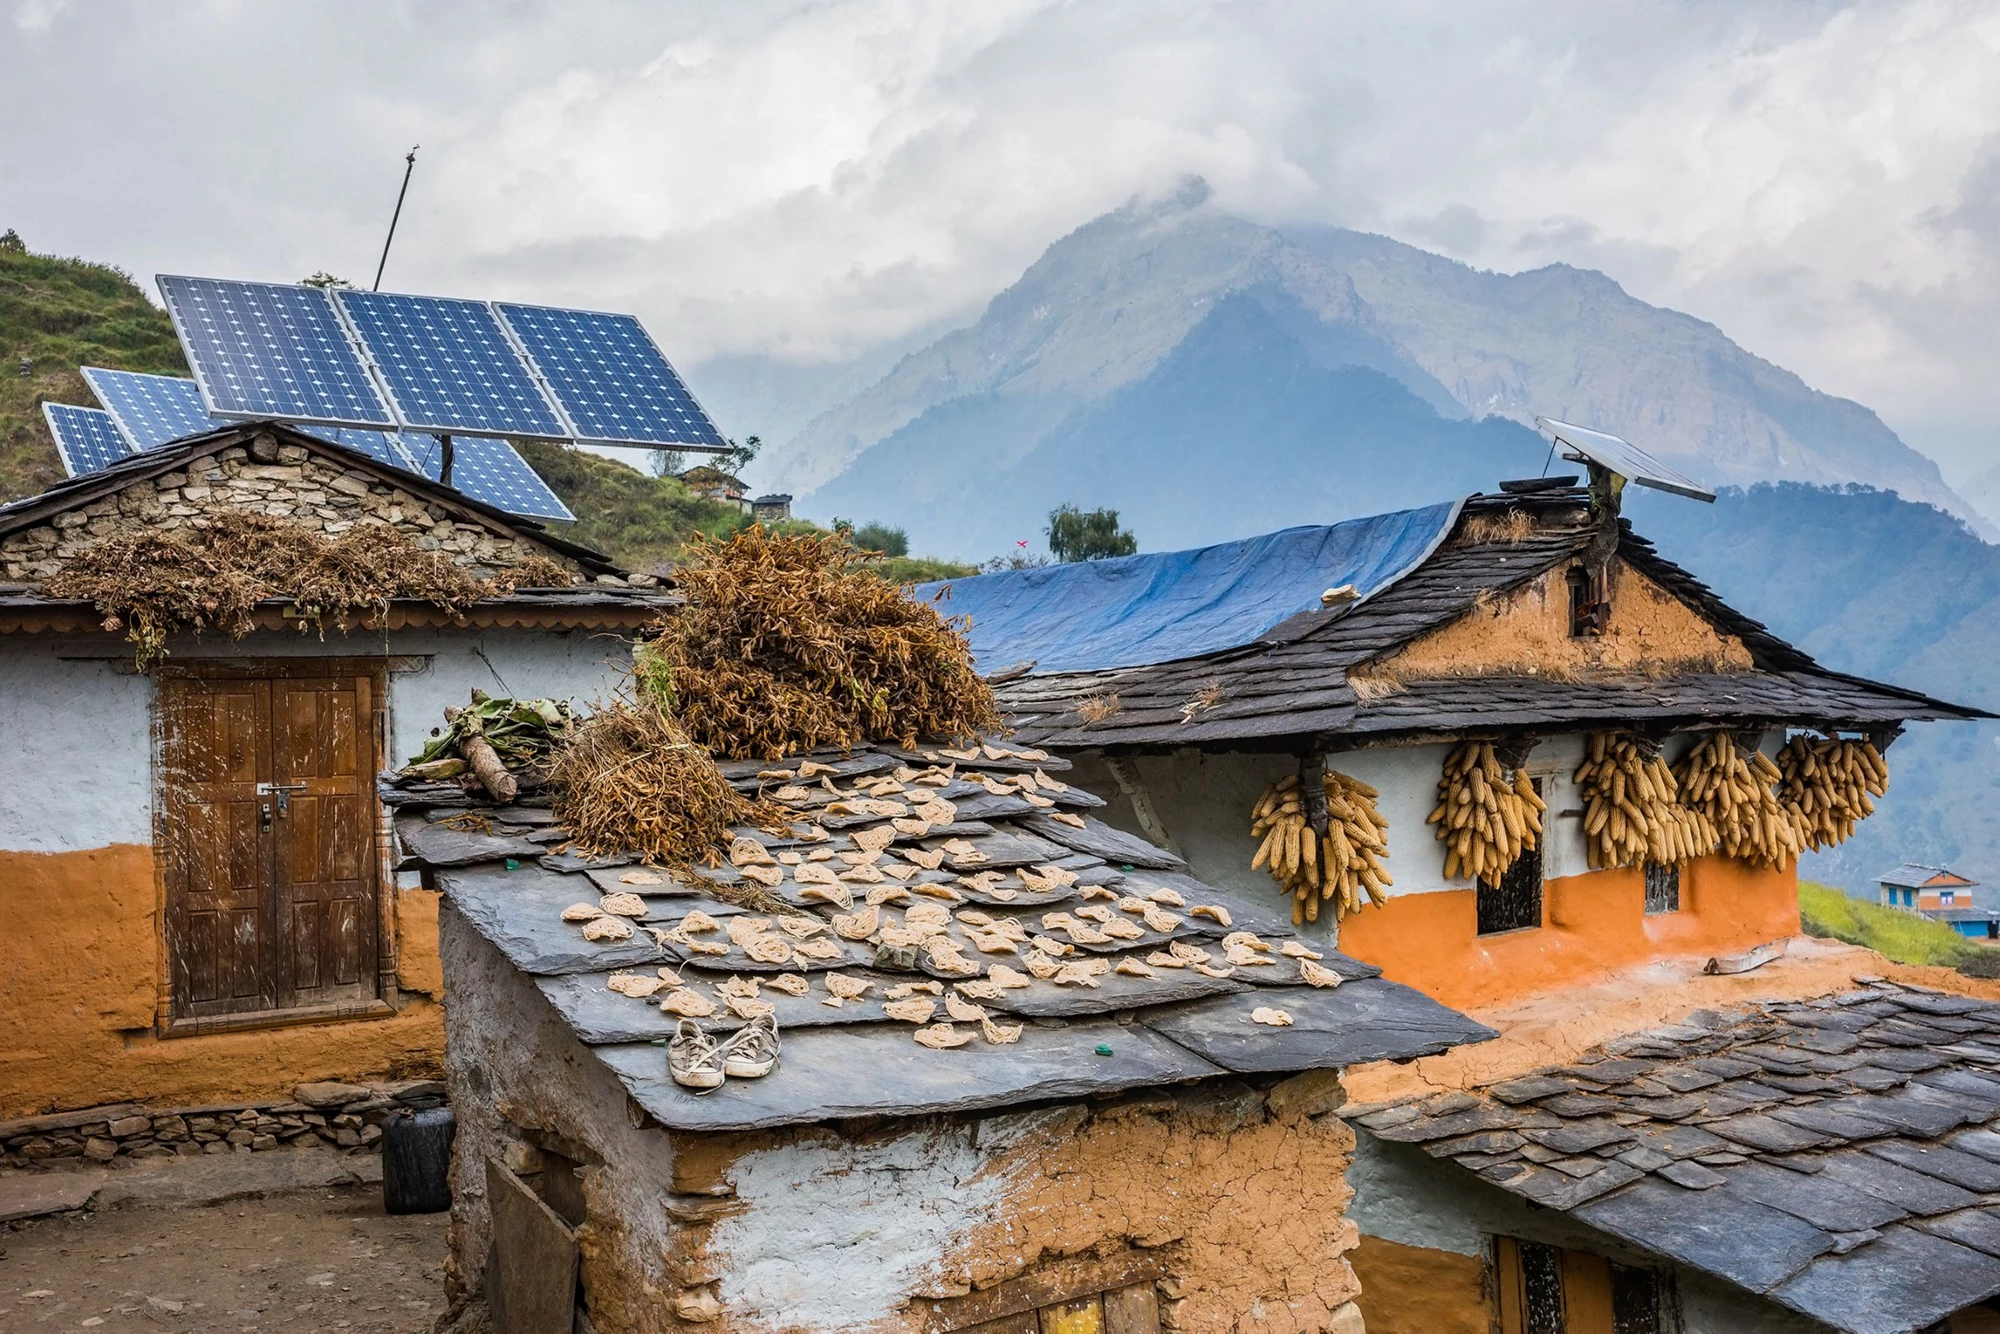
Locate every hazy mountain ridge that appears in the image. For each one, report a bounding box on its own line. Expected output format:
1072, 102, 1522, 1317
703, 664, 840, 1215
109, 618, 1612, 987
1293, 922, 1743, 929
772, 184, 1981, 546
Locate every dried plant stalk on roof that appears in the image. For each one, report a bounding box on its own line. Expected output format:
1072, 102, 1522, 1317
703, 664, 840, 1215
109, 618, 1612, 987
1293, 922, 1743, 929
43, 512, 576, 668
548, 694, 774, 871
638, 527, 1001, 759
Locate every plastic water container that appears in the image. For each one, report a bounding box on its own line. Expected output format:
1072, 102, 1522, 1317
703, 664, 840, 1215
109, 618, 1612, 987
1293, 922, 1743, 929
382, 1106, 456, 1214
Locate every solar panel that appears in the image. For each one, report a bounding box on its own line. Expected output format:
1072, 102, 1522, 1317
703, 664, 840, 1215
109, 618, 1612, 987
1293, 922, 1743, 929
80, 367, 216, 448
494, 302, 726, 449
333, 290, 569, 440
1534, 417, 1716, 502
43, 403, 135, 477
156, 276, 395, 429
404, 434, 573, 522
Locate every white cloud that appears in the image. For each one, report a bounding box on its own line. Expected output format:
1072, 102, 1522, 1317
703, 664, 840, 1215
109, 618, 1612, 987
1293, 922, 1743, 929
1, 0, 1997, 470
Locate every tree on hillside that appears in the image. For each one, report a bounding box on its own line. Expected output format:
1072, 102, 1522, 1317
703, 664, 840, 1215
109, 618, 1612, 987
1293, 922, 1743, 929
1046, 504, 1137, 563
848, 522, 909, 557
652, 434, 761, 481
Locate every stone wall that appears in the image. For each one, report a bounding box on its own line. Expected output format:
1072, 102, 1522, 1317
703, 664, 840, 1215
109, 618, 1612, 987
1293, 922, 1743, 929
1, 440, 569, 583
1, 1079, 445, 1169
442, 904, 1368, 1334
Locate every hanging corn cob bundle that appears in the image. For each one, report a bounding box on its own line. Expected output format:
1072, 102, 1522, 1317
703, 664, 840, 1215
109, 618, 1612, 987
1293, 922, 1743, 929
1429, 742, 1545, 886
1776, 734, 1889, 852
1574, 733, 1718, 871
1249, 769, 1392, 925
1673, 731, 1803, 869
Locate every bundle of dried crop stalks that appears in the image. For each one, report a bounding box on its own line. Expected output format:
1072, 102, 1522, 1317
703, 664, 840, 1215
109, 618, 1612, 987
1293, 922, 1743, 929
45, 512, 576, 667
549, 696, 776, 870
1777, 734, 1889, 852
1674, 731, 1802, 869
638, 527, 1001, 759
1250, 769, 1391, 924
1574, 732, 1718, 870
1431, 742, 1544, 885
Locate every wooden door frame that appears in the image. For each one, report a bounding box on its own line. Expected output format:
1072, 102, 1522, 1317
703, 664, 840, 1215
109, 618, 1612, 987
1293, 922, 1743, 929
154, 656, 399, 1038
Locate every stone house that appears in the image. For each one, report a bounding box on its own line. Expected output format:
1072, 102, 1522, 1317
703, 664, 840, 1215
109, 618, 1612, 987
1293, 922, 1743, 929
392, 741, 1492, 1332
940, 479, 1991, 1332
0, 421, 668, 1156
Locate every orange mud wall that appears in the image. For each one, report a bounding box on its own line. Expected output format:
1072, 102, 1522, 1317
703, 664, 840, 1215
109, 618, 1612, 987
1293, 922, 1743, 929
1337, 857, 1800, 1013
0, 844, 443, 1119
1348, 1234, 1488, 1334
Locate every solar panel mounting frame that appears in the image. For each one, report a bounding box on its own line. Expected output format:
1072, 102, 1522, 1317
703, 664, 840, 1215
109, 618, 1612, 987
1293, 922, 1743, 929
491, 299, 728, 452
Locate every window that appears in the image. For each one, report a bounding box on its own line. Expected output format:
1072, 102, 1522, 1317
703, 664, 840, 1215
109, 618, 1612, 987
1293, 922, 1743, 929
1942, 891, 1958, 905
1568, 563, 1609, 637
1478, 779, 1545, 935
1496, 1237, 1677, 1334
1644, 863, 1680, 915
958, 1281, 1160, 1333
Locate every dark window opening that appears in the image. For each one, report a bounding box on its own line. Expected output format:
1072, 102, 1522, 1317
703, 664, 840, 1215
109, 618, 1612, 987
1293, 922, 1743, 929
1611, 1262, 1676, 1334
1478, 778, 1544, 935
1568, 563, 1609, 637
1644, 863, 1681, 915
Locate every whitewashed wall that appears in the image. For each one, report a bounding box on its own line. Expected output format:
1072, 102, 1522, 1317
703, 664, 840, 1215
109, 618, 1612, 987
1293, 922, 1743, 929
1066, 728, 1785, 948
0, 626, 635, 854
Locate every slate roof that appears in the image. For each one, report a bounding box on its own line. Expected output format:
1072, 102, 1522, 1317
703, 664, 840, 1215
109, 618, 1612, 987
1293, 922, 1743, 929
390, 743, 1492, 1134
993, 490, 1988, 752
1347, 979, 2000, 1334
1881, 864, 1979, 891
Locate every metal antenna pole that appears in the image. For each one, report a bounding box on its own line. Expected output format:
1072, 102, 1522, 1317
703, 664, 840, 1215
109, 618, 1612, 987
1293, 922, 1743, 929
372, 146, 419, 291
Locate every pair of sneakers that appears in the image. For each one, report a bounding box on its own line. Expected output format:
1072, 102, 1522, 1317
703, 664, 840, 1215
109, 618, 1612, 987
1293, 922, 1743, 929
669, 1015, 780, 1091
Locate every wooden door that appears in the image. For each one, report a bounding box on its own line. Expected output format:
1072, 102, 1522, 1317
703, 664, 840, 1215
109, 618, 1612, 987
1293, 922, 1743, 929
272, 674, 376, 1007
163, 676, 277, 1017
162, 665, 380, 1023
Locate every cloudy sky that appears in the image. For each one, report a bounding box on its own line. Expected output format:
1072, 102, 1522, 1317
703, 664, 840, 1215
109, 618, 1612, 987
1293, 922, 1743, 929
5, 0, 1998, 477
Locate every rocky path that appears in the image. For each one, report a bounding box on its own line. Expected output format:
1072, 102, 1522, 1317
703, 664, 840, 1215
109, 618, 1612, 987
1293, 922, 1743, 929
0, 1184, 448, 1332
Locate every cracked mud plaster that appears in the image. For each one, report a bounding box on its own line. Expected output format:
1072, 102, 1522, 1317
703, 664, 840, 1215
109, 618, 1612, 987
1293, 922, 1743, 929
691, 1085, 1363, 1334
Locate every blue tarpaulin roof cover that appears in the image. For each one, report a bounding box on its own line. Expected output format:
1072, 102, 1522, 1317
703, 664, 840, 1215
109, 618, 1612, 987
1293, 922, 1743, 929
913, 499, 1465, 676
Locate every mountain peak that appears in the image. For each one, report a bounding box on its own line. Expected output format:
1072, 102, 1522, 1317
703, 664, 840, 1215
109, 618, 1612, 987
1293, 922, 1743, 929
761, 197, 1981, 541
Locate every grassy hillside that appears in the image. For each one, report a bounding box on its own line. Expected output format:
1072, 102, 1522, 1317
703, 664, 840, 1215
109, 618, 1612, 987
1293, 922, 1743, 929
515, 442, 975, 580
1798, 880, 2000, 981
0, 236, 186, 499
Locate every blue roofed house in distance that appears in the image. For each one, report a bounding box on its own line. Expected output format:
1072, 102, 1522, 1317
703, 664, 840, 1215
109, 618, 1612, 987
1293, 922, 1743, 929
1880, 862, 1997, 939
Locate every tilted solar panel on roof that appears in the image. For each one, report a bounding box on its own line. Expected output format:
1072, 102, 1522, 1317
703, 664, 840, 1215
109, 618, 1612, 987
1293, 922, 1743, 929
81, 366, 215, 449
333, 290, 569, 441
494, 302, 726, 449
418, 435, 574, 522
43, 403, 135, 477
82, 366, 414, 472
157, 276, 395, 429
1535, 417, 1715, 502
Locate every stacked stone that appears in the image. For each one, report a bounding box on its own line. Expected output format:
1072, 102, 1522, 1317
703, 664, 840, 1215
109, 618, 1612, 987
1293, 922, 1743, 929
1, 1080, 446, 1169
1, 442, 556, 583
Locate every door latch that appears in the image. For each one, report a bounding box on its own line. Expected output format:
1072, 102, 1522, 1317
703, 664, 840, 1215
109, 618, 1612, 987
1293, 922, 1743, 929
256, 781, 309, 816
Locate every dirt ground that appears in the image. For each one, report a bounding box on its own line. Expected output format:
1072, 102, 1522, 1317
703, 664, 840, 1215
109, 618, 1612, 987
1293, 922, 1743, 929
0, 1186, 448, 1332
